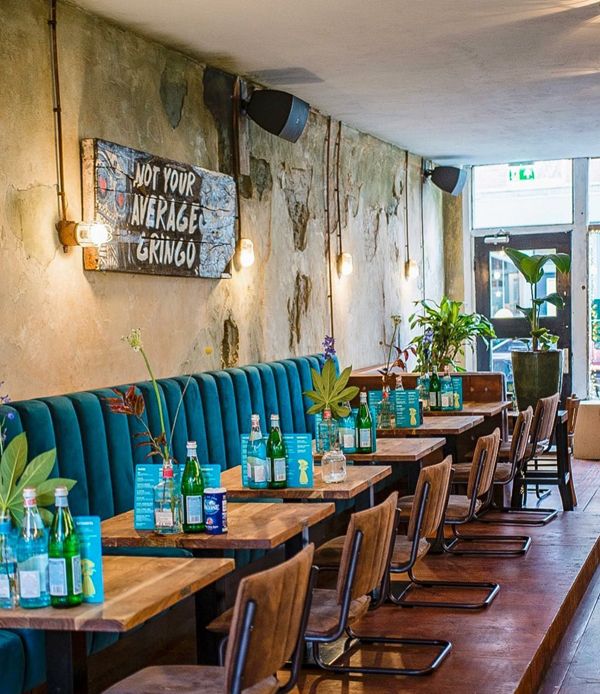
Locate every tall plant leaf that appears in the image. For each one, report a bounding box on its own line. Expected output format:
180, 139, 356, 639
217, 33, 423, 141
9, 450, 57, 504
0, 432, 27, 503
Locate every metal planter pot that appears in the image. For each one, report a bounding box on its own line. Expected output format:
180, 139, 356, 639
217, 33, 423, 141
511, 350, 563, 411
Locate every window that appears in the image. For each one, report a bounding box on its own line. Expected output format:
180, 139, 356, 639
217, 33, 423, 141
588, 159, 600, 223
472, 159, 573, 229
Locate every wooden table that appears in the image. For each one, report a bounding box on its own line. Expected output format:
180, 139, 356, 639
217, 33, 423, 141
0, 555, 234, 694
101, 502, 334, 552
315, 437, 446, 464
378, 415, 484, 462
426, 400, 511, 417
221, 464, 391, 507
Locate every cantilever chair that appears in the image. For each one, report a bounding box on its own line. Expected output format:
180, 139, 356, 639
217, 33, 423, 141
389, 457, 499, 610
442, 429, 531, 556
104, 544, 316, 694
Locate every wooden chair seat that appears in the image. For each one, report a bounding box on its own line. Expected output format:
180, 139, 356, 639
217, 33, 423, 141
453, 462, 512, 484
305, 588, 371, 638
315, 533, 430, 570
391, 535, 430, 567
445, 494, 482, 521
103, 665, 279, 694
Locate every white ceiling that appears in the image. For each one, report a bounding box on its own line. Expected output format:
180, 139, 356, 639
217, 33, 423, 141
72, 0, 600, 164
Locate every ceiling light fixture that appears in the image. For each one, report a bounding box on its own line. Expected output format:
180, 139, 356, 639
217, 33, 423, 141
423, 165, 468, 196
242, 88, 310, 142
49, 0, 111, 251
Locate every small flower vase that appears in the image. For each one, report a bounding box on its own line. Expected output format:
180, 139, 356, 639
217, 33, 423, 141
377, 387, 394, 430
317, 408, 339, 453
321, 444, 347, 484
153, 460, 182, 534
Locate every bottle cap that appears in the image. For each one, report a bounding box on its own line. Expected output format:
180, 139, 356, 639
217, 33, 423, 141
162, 465, 174, 478
270, 414, 279, 421
54, 486, 68, 497
323, 409, 332, 419
251, 414, 260, 423
23, 487, 37, 500
186, 440, 197, 449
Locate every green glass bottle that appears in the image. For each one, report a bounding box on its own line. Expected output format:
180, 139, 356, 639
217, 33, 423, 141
48, 487, 83, 608
429, 365, 441, 411
181, 441, 205, 533
356, 390, 373, 453
266, 414, 287, 489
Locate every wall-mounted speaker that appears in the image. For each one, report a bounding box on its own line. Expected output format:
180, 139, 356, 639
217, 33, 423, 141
244, 89, 310, 142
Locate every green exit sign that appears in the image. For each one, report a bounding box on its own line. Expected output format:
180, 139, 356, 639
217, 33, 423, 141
509, 164, 535, 182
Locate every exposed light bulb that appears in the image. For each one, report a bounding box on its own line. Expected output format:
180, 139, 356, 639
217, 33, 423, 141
239, 238, 255, 268
405, 258, 420, 279
337, 252, 353, 276
57, 220, 112, 247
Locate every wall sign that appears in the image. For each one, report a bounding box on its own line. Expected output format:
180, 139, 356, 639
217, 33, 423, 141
82, 138, 236, 278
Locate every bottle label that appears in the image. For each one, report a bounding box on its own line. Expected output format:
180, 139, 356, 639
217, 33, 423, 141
49, 557, 68, 596
72, 555, 82, 595
343, 432, 355, 449
19, 569, 41, 599
429, 392, 439, 407
154, 509, 174, 528
359, 429, 371, 448
0, 574, 10, 599
273, 458, 286, 482
185, 496, 203, 524
441, 392, 452, 408
247, 456, 267, 483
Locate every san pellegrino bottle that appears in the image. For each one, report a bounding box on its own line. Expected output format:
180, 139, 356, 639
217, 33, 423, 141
429, 365, 441, 412
153, 461, 183, 534
48, 487, 83, 608
441, 367, 454, 411
0, 513, 18, 609
181, 441, 205, 533
267, 414, 287, 489
247, 414, 268, 489
356, 391, 373, 453
17, 488, 50, 608
338, 403, 356, 453
418, 373, 430, 413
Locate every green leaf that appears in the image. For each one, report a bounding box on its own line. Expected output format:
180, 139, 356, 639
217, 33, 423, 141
9, 450, 56, 504
505, 248, 542, 284
331, 403, 351, 418
0, 432, 28, 503
549, 253, 571, 274
35, 478, 77, 507
538, 292, 565, 309
38, 508, 54, 527
310, 368, 326, 400
302, 389, 322, 405
334, 386, 360, 403
307, 403, 324, 415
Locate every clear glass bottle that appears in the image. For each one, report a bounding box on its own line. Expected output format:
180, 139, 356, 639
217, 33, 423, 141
441, 367, 454, 411
321, 444, 347, 483
418, 373, 431, 413
247, 414, 268, 489
338, 403, 356, 453
0, 513, 18, 609
267, 415, 287, 489
317, 408, 339, 453
153, 461, 183, 534
181, 441, 205, 533
17, 488, 50, 608
377, 386, 394, 430
48, 487, 83, 608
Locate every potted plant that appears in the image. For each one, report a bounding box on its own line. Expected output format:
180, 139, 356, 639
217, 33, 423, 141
409, 296, 495, 372
504, 248, 571, 410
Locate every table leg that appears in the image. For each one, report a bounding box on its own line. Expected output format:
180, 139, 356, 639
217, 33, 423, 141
556, 417, 575, 512
45, 631, 88, 694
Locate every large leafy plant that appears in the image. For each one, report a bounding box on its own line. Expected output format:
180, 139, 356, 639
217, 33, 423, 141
409, 296, 495, 371
0, 432, 75, 527
504, 248, 571, 351
304, 337, 359, 418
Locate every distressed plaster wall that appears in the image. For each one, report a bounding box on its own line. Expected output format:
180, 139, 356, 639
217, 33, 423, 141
0, 0, 445, 400
443, 193, 465, 302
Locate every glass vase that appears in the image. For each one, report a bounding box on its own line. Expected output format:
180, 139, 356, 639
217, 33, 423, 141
377, 387, 394, 430
317, 409, 339, 453
153, 460, 183, 534
321, 445, 347, 483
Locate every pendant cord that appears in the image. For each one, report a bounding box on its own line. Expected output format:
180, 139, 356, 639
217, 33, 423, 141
324, 117, 335, 338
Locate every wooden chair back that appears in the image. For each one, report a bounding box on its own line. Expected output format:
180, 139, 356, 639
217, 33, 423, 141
467, 429, 501, 500
408, 457, 453, 540
336, 492, 399, 603
566, 394, 580, 437
224, 543, 314, 693
509, 407, 534, 474
531, 393, 560, 452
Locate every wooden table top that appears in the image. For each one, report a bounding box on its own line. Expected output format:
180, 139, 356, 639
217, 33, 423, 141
508, 408, 567, 423
221, 464, 391, 499
0, 555, 234, 633
378, 414, 484, 437
316, 437, 446, 463
425, 400, 511, 417
101, 502, 334, 550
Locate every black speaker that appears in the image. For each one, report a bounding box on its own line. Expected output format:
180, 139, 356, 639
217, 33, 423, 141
244, 89, 310, 142
425, 166, 468, 196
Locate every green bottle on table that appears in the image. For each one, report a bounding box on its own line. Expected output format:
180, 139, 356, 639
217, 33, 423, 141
267, 414, 287, 489
48, 487, 83, 608
181, 441, 205, 533
356, 390, 373, 453
429, 365, 442, 411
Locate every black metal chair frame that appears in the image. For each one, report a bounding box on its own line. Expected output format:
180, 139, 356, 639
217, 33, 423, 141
308, 523, 452, 676
445, 448, 532, 557
389, 477, 500, 610
220, 565, 318, 693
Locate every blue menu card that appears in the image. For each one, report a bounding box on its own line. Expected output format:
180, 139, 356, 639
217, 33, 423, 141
74, 516, 104, 603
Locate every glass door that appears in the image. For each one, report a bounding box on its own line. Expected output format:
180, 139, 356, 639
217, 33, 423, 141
474, 232, 572, 400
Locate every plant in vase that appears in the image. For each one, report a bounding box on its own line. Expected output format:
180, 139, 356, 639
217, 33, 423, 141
105, 329, 187, 534
504, 248, 571, 410
409, 296, 495, 372
304, 338, 359, 483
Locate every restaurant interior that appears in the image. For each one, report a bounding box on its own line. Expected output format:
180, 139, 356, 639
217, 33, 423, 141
2, 1, 600, 692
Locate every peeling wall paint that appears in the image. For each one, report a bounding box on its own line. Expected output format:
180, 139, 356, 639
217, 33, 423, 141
0, 0, 445, 400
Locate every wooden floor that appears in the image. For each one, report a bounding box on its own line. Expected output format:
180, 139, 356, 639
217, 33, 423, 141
295, 459, 600, 694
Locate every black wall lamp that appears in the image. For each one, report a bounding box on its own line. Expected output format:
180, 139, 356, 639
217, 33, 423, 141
242, 88, 310, 142
423, 165, 468, 196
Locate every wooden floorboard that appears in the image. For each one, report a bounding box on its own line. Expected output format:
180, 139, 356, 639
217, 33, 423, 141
296, 458, 600, 694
